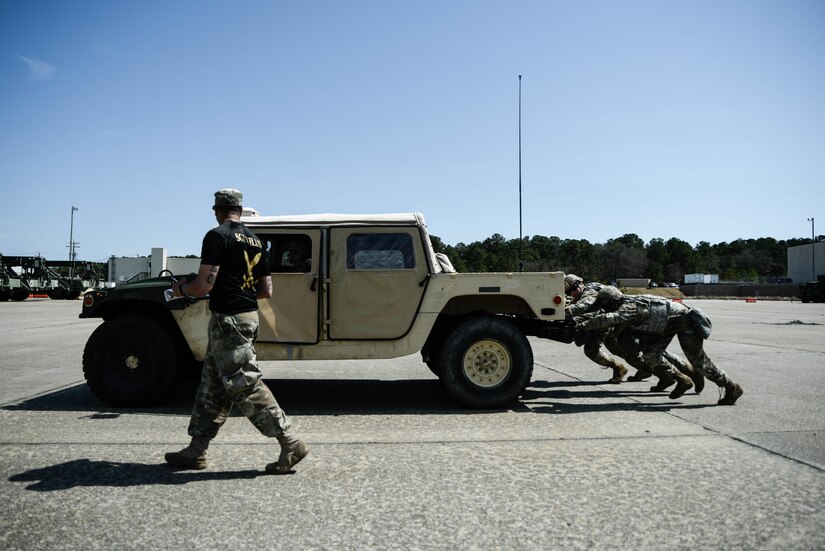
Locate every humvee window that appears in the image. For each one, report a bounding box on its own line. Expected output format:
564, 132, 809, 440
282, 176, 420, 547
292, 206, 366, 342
267, 234, 312, 273
347, 233, 414, 270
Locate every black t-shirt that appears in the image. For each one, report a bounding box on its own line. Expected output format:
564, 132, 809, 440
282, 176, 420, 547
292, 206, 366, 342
200, 220, 270, 315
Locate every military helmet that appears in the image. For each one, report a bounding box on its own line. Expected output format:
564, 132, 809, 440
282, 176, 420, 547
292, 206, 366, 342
564, 274, 584, 293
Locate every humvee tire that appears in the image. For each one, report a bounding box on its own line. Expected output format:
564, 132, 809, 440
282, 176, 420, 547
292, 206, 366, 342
438, 315, 533, 408
83, 315, 180, 407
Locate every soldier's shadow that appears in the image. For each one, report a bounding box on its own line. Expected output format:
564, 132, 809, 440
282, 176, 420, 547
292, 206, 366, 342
523, 379, 716, 413
8, 459, 263, 492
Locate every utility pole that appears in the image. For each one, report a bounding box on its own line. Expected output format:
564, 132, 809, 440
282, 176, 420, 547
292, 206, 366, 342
69, 206, 79, 278
518, 74, 523, 273
808, 217, 816, 281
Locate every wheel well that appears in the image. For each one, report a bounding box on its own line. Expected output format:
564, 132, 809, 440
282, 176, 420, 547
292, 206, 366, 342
422, 294, 538, 362
98, 301, 199, 368
423, 311, 518, 363
440, 294, 537, 317
98, 299, 170, 321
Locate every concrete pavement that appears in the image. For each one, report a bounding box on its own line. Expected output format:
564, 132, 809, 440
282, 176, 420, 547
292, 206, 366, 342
1, 298, 823, 549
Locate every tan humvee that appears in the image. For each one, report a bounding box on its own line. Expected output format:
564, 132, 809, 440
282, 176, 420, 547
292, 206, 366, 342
82, 213, 571, 408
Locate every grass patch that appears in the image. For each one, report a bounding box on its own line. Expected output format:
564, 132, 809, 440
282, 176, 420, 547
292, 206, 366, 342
620, 287, 686, 299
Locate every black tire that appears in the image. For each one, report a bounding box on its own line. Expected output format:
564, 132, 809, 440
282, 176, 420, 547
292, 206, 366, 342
0, 289, 10, 301
48, 288, 67, 300
83, 315, 180, 407
66, 289, 82, 300
439, 316, 533, 408
422, 330, 447, 378
10, 289, 28, 301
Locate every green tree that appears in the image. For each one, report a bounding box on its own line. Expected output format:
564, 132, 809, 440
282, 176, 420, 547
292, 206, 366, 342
607, 233, 645, 251
559, 239, 595, 278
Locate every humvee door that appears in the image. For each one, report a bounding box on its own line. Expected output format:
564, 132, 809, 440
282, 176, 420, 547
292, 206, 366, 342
257, 229, 321, 343
328, 226, 428, 339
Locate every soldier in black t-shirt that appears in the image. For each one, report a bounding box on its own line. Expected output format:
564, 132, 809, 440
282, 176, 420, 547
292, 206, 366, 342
164, 188, 309, 474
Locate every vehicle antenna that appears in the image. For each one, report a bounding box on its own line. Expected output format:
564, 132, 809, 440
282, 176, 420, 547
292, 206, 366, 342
518, 75, 523, 273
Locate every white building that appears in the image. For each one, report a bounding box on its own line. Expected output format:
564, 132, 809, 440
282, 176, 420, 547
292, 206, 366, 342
107, 248, 201, 285
787, 242, 825, 283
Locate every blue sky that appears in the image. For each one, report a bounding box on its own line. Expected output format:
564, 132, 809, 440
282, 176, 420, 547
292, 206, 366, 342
1, 0, 823, 261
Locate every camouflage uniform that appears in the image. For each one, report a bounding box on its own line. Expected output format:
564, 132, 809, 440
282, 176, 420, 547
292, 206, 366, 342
566, 280, 628, 383
188, 311, 290, 440
565, 278, 699, 388
578, 294, 742, 404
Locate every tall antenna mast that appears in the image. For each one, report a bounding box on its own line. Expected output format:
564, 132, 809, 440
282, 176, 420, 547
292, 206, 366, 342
518, 75, 523, 272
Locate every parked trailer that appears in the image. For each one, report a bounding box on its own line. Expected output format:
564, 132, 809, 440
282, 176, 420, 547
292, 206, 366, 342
617, 278, 650, 288
684, 273, 720, 285
0, 254, 105, 301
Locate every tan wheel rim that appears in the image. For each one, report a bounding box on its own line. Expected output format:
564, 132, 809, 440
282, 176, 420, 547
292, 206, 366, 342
462, 339, 511, 388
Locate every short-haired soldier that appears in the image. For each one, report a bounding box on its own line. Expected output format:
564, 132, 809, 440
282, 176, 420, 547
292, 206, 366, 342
165, 188, 309, 473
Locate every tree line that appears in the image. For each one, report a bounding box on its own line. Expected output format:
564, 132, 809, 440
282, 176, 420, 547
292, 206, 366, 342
430, 233, 820, 284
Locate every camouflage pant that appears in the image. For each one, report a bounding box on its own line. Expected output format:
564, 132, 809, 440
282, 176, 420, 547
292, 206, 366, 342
638, 316, 729, 386
187, 311, 291, 441
583, 329, 625, 370
585, 328, 695, 378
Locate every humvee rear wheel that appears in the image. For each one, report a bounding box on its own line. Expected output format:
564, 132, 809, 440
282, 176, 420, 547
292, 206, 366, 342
83, 315, 180, 407
439, 316, 533, 408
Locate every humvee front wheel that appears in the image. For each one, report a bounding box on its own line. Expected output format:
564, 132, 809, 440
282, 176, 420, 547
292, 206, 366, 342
83, 315, 180, 407
439, 316, 533, 408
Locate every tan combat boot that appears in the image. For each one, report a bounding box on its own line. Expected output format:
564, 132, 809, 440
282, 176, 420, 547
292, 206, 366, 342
265, 431, 310, 475
718, 381, 743, 405
165, 436, 209, 470
627, 370, 652, 382
669, 372, 695, 399
650, 377, 675, 392
687, 371, 705, 394
608, 363, 628, 384
678, 363, 705, 394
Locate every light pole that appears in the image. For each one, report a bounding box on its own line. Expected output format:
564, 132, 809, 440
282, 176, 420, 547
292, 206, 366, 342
808, 217, 816, 281
69, 206, 78, 278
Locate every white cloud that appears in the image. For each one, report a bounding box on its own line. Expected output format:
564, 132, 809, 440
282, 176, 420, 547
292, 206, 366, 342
15, 54, 56, 81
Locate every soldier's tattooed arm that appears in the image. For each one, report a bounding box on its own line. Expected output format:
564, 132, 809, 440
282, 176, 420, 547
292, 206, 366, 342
174, 264, 220, 297
256, 275, 273, 299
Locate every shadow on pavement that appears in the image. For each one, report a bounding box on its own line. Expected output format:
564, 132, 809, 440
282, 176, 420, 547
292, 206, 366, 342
8, 459, 263, 491
524, 379, 716, 414
1, 378, 467, 416
1, 384, 194, 415
4, 376, 713, 417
